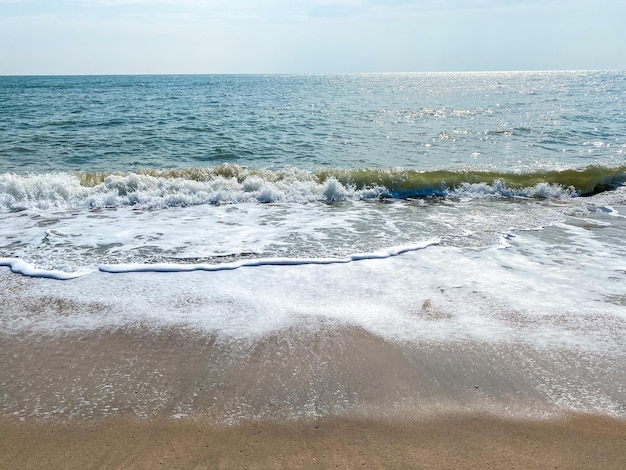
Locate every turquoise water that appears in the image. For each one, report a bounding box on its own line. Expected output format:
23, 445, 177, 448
1, 72, 624, 174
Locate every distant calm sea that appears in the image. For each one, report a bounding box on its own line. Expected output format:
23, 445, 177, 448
1, 72, 625, 376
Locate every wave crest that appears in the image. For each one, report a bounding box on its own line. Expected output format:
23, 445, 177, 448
1, 164, 624, 211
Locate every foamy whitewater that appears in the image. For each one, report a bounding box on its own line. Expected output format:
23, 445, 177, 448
1, 72, 625, 419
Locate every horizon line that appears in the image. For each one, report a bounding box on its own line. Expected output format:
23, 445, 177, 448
0, 68, 621, 77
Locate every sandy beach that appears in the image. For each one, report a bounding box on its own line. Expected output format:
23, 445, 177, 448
2, 412, 626, 469
1, 314, 625, 469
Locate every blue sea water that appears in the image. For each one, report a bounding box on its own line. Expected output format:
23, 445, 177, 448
1, 71, 625, 273
1, 72, 625, 173
1, 72, 626, 420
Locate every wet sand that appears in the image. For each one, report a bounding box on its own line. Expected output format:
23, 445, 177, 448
1, 324, 625, 468
2, 323, 625, 420
2, 413, 626, 469
2, 267, 625, 469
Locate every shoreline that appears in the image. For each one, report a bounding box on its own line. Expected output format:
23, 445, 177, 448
2, 267, 625, 467
2, 413, 625, 469
2, 323, 624, 423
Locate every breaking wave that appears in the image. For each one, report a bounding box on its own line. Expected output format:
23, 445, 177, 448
1, 163, 625, 211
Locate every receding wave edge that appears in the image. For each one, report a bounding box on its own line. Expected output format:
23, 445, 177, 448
0, 240, 439, 280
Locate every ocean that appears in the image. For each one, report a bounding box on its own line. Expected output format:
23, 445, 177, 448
1, 71, 625, 422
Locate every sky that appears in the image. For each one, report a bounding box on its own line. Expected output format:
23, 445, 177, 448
1, 0, 625, 74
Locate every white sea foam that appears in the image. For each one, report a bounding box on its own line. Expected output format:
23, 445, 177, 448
0, 258, 88, 280
97, 240, 439, 274
2, 230, 624, 356
0, 173, 87, 211
0, 240, 439, 279
0, 171, 361, 211
0, 169, 606, 213
453, 180, 577, 199
1, 178, 624, 357
1, 183, 624, 277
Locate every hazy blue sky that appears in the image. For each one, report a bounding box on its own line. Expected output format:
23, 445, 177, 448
1, 0, 625, 74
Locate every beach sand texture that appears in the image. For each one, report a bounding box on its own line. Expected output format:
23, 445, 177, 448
2, 413, 626, 469
1, 300, 625, 469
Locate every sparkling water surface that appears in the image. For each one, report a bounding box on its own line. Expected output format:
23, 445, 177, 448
0, 72, 624, 336
1, 71, 624, 173
1, 71, 625, 270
